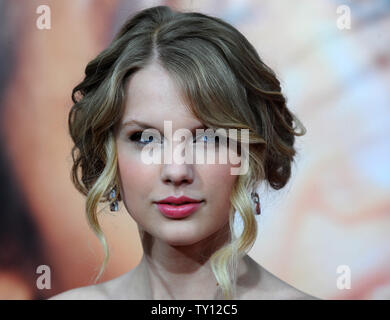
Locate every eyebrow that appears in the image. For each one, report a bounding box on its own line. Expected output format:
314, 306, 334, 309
121, 119, 208, 134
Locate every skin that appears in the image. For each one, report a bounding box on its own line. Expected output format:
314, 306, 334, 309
50, 61, 318, 300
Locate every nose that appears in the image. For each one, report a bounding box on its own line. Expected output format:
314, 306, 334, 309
160, 162, 194, 186
161, 161, 194, 186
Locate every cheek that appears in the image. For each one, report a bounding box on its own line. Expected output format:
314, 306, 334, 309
199, 164, 238, 213
202, 164, 237, 191
117, 149, 156, 203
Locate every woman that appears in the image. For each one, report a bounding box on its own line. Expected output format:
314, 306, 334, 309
50, 5, 316, 300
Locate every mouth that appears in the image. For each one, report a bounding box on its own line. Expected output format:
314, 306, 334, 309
155, 196, 204, 205
154, 196, 205, 218
158, 202, 201, 206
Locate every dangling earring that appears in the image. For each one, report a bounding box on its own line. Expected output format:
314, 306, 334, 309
251, 191, 261, 215
109, 187, 118, 212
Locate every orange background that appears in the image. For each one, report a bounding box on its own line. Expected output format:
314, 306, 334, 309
0, 0, 389, 299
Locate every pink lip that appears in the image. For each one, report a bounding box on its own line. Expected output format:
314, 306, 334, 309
155, 202, 203, 218
156, 196, 203, 204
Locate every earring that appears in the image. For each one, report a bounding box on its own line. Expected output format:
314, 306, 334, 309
109, 187, 118, 212
251, 191, 261, 215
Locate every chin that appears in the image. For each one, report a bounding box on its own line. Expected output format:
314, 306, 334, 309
157, 226, 210, 246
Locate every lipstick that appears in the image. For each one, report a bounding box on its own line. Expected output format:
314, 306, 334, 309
154, 196, 204, 219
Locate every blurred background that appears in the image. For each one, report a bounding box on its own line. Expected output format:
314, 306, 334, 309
0, 0, 389, 300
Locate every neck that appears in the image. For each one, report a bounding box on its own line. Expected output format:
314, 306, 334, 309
136, 222, 237, 299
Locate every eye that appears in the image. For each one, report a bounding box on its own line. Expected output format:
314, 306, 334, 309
194, 134, 219, 144
129, 131, 160, 146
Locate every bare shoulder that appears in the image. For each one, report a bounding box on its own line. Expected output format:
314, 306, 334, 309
240, 255, 320, 300
48, 284, 108, 300
260, 267, 319, 300
49, 270, 137, 300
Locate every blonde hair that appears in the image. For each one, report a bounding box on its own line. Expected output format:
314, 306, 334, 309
68, 5, 306, 299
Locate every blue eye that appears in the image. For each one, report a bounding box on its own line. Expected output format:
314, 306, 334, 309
194, 135, 219, 144
129, 131, 156, 145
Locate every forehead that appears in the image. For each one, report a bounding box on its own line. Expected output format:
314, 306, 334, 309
122, 63, 199, 126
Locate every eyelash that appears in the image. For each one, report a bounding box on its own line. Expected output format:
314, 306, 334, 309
128, 131, 220, 146
129, 131, 156, 146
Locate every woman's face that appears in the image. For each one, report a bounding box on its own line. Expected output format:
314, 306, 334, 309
115, 62, 239, 246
